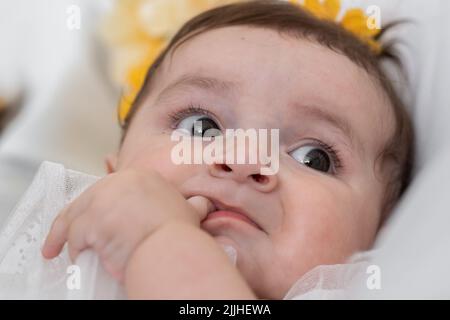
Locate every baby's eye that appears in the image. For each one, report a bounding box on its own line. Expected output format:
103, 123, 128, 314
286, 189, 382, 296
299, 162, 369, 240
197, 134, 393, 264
176, 115, 222, 137
289, 145, 333, 173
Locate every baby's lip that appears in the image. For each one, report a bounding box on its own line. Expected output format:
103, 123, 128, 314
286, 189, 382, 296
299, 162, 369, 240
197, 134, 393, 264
201, 198, 264, 232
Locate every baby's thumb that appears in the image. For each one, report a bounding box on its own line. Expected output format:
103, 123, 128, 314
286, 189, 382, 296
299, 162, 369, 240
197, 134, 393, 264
187, 196, 214, 221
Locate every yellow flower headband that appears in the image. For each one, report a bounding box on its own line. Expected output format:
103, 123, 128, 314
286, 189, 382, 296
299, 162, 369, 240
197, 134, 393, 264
289, 0, 382, 52
101, 0, 382, 125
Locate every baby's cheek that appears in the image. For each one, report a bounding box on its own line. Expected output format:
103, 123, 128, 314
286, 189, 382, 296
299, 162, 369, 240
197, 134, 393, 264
272, 193, 377, 297
120, 135, 200, 188
278, 178, 365, 265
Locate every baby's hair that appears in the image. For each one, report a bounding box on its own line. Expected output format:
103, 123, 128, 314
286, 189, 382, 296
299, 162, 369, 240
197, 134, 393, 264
121, 0, 414, 219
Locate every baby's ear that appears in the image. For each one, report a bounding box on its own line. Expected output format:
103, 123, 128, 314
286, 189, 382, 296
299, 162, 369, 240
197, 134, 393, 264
105, 154, 118, 174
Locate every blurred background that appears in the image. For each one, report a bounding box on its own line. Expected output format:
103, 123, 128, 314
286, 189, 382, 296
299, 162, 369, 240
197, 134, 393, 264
0, 0, 126, 221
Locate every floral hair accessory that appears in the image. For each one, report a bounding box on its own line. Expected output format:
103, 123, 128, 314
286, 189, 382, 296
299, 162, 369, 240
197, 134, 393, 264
101, 0, 236, 126
289, 0, 382, 53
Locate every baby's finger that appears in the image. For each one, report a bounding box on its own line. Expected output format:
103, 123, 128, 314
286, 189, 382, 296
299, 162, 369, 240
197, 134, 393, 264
67, 215, 97, 263
99, 239, 131, 283
42, 194, 92, 259
187, 196, 215, 221
42, 207, 71, 259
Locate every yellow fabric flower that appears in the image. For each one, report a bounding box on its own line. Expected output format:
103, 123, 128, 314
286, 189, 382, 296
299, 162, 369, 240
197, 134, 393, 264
301, 0, 340, 20
289, 0, 381, 53
101, 0, 237, 125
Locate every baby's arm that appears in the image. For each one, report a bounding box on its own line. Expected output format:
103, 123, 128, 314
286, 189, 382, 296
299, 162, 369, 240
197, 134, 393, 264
125, 221, 256, 299
42, 168, 255, 299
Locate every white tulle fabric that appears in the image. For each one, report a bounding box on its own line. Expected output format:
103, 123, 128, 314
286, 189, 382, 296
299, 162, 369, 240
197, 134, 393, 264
284, 253, 374, 300
0, 161, 125, 299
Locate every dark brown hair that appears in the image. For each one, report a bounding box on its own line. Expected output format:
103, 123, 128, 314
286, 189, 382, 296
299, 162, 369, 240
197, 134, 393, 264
121, 0, 414, 217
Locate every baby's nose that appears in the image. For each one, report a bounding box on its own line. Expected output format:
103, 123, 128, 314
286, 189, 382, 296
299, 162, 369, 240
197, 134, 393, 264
208, 162, 278, 193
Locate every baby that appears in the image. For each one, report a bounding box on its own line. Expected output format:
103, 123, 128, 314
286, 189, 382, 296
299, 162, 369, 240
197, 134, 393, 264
41, 0, 414, 299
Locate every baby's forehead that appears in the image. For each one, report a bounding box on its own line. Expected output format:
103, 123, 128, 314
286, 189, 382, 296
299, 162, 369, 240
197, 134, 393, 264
156, 26, 395, 154
163, 26, 384, 106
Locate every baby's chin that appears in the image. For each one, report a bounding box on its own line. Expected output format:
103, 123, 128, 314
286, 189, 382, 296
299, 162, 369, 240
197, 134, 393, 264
210, 232, 291, 299
201, 218, 271, 272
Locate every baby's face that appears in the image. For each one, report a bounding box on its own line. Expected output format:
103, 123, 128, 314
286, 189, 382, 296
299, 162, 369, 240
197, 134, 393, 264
110, 26, 395, 298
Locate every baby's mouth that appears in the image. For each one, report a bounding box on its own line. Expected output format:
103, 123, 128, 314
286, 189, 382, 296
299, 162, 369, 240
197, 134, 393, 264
201, 199, 263, 231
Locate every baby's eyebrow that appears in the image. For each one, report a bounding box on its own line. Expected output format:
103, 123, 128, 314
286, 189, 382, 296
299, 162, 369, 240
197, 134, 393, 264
155, 73, 238, 104
292, 103, 364, 154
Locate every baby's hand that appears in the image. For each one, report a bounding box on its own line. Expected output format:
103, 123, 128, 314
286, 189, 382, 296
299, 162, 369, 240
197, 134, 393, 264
41, 169, 213, 282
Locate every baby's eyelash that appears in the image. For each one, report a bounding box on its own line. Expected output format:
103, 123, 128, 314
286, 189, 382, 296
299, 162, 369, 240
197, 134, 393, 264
168, 104, 214, 129
316, 140, 343, 174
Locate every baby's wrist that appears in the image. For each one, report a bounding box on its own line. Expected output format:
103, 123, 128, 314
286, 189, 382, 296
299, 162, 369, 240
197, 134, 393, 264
127, 220, 204, 268
123, 221, 208, 297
